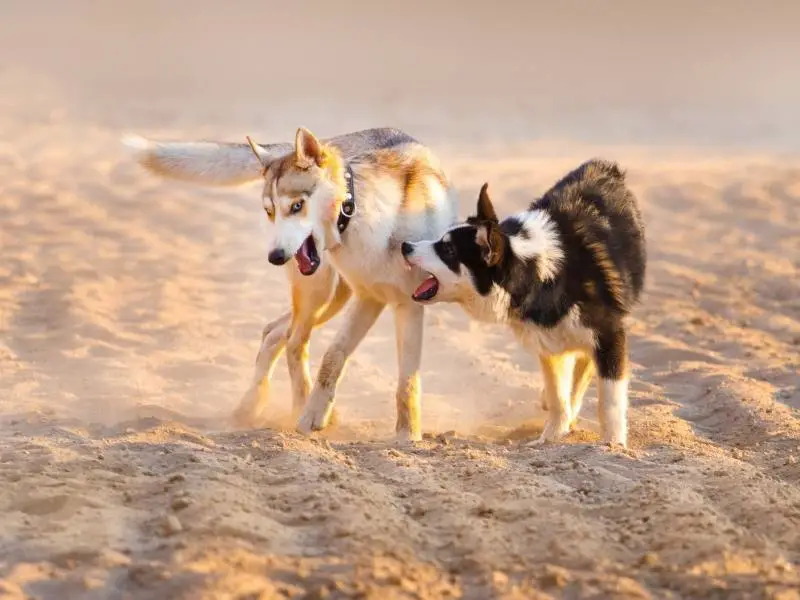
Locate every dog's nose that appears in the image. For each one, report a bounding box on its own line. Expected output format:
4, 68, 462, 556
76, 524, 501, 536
268, 248, 288, 265
400, 241, 413, 257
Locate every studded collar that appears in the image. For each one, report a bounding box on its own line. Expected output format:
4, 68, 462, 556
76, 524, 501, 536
336, 164, 356, 233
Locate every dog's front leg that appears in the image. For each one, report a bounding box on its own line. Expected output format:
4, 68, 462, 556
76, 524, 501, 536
528, 352, 575, 445
595, 328, 629, 447
296, 297, 384, 434
393, 302, 424, 442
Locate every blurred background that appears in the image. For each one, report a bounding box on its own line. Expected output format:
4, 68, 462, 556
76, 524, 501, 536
1, 0, 798, 427
2, 0, 800, 151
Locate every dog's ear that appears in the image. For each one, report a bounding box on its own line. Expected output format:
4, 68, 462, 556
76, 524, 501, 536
475, 222, 504, 267
476, 182, 499, 223
295, 127, 323, 168
245, 136, 270, 169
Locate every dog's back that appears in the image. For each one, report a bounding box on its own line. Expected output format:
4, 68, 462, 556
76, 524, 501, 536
530, 159, 646, 313
326, 128, 419, 159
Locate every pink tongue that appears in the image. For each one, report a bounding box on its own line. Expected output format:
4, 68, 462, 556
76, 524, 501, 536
295, 237, 313, 273
414, 277, 438, 297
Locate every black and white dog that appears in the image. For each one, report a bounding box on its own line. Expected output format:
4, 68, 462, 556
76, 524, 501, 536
401, 160, 646, 447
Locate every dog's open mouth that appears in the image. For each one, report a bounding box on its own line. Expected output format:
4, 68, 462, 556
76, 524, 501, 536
295, 235, 320, 276
412, 276, 440, 302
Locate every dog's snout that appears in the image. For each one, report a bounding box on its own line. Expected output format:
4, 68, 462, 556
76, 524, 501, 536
401, 241, 414, 257
268, 248, 288, 265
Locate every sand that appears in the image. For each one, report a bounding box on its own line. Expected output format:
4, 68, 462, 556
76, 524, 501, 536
1, 2, 799, 598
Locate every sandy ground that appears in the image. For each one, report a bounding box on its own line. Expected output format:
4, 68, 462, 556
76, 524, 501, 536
1, 2, 800, 598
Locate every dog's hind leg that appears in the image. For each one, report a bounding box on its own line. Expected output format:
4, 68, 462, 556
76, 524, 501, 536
528, 352, 575, 445
296, 296, 384, 434
568, 352, 595, 429
393, 302, 424, 442
232, 264, 350, 429
232, 315, 289, 428
595, 327, 629, 447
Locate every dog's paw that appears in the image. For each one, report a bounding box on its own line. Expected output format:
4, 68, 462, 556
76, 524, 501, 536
602, 433, 628, 449
523, 436, 548, 447
526, 416, 571, 446
230, 385, 269, 429
296, 395, 335, 434
394, 428, 422, 444
601, 421, 628, 449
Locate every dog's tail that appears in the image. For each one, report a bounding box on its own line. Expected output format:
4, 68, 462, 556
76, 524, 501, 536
121, 135, 290, 187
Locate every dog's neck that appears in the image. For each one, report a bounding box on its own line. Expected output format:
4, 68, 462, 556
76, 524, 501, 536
314, 145, 357, 250
457, 284, 512, 324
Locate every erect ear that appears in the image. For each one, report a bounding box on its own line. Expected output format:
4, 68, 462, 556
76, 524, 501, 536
476, 182, 499, 223
474, 222, 504, 267
245, 136, 270, 169
294, 127, 324, 168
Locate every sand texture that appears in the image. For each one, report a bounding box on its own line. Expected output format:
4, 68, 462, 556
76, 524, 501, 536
1, 2, 799, 598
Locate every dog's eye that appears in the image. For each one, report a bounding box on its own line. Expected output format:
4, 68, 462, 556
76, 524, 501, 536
440, 243, 456, 261
290, 199, 305, 214
264, 205, 274, 218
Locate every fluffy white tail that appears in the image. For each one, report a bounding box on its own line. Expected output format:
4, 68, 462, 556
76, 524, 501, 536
121, 134, 270, 186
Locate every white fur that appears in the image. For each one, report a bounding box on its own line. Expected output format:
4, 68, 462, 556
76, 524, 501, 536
598, 377, 629, 446
509, 210, 564, 280
271, 206, 313, 258
296, 161, 457, 440
511, 306, 596, 356
124, 129, 459, 442
458, 283, 512, 324
404, 224, 628, 447
122, 135, 265, 186
324, 174, 408, 301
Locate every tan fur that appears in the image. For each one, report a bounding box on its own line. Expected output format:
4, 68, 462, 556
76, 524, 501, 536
232, 265, 351, 427
264, 143, 347, 231
298, 297, 385, 433
570, 353, 595, 419
361, 148, 449, 214
533, 353, 576, 443
392, 303, 424, 436
125, 127, 458, 440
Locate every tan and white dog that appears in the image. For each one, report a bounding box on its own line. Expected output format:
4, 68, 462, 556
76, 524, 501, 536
124, 127, 458, 441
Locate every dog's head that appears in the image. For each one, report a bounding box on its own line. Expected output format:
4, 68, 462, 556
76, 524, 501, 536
402, 182, 508, 305
249, 128, 346, 276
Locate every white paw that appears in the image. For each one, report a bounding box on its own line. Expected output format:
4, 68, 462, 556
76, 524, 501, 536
394, 428, 422, 444
601, 419, 628, 448
602, 431, 628, 449
524, 436, 548, 447
296, 394, 334, 434
526, 416, 571, 446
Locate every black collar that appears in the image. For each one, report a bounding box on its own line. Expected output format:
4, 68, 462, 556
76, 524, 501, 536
336, 164, 356, 233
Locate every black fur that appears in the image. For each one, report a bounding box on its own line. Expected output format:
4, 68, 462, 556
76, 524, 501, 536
440, 159, 646, 377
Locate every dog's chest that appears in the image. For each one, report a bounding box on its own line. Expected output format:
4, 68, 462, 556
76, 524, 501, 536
510, 308, 595, 356
327, 238, 409, 303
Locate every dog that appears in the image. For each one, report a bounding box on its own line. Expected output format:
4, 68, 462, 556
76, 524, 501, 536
400, 159, 646, 447
124, 127, 458, 441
